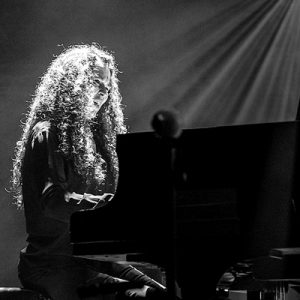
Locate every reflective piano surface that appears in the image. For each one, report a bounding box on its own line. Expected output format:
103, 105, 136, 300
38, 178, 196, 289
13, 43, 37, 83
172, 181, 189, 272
70, 121, 300, 299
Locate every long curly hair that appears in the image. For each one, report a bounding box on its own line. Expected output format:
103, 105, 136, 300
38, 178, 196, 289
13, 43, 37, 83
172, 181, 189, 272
11, 44, 127, 208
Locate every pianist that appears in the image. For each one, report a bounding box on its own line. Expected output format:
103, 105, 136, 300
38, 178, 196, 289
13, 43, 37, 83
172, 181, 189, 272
11, 44, 166, 299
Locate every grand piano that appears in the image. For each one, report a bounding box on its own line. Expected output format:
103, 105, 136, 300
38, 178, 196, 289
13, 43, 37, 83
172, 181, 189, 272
70, 120, 300, 299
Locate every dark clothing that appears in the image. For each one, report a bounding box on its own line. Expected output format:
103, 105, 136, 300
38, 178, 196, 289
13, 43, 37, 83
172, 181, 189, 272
21, 121, 104, 258
19, 121, 164, 299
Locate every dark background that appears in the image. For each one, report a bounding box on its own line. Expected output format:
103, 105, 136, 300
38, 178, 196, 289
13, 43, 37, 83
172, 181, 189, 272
1, 0, 300, 286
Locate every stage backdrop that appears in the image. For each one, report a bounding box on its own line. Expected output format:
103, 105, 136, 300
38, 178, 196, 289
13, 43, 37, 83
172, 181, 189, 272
0, 0, 300, 286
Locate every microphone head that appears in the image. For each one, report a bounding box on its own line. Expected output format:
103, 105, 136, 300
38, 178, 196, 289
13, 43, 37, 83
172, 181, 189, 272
151, 110, 182, 139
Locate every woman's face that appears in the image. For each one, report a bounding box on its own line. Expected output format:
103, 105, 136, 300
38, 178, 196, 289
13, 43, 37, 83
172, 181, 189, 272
86, 61, 111, 119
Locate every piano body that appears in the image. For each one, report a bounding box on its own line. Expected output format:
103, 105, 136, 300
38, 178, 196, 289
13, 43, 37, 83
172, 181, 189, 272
70, 121, 300, 299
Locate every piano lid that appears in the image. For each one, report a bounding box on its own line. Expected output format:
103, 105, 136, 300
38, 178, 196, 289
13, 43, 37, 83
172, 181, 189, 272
71, 120, 300, 259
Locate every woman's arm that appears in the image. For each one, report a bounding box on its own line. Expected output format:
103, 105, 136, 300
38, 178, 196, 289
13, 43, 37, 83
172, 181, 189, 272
64, 191, 114, 208
31, 122, 112, 222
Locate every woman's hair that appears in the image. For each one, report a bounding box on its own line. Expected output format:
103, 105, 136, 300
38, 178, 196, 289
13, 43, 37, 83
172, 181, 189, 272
11, 44, 127, 208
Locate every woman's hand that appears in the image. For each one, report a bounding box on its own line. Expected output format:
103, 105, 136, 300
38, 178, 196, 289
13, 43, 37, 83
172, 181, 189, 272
84, 193, 114, 208
84, 193, 114, 203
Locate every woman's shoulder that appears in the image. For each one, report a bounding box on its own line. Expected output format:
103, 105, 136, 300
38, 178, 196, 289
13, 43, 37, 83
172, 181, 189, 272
30, 121, 55, 149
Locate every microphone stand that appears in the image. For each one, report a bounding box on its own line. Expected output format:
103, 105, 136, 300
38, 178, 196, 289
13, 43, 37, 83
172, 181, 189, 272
151, 110, 182, 300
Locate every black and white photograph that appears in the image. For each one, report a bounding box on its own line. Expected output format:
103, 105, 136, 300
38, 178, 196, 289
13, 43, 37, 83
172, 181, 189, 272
1, 0, 300, 299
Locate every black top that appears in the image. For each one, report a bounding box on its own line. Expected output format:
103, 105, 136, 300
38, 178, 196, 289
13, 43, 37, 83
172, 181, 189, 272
21, 121, 109, 258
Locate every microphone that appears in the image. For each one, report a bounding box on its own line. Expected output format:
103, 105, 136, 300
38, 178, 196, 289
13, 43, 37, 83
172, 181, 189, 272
151, 110, 182, 139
